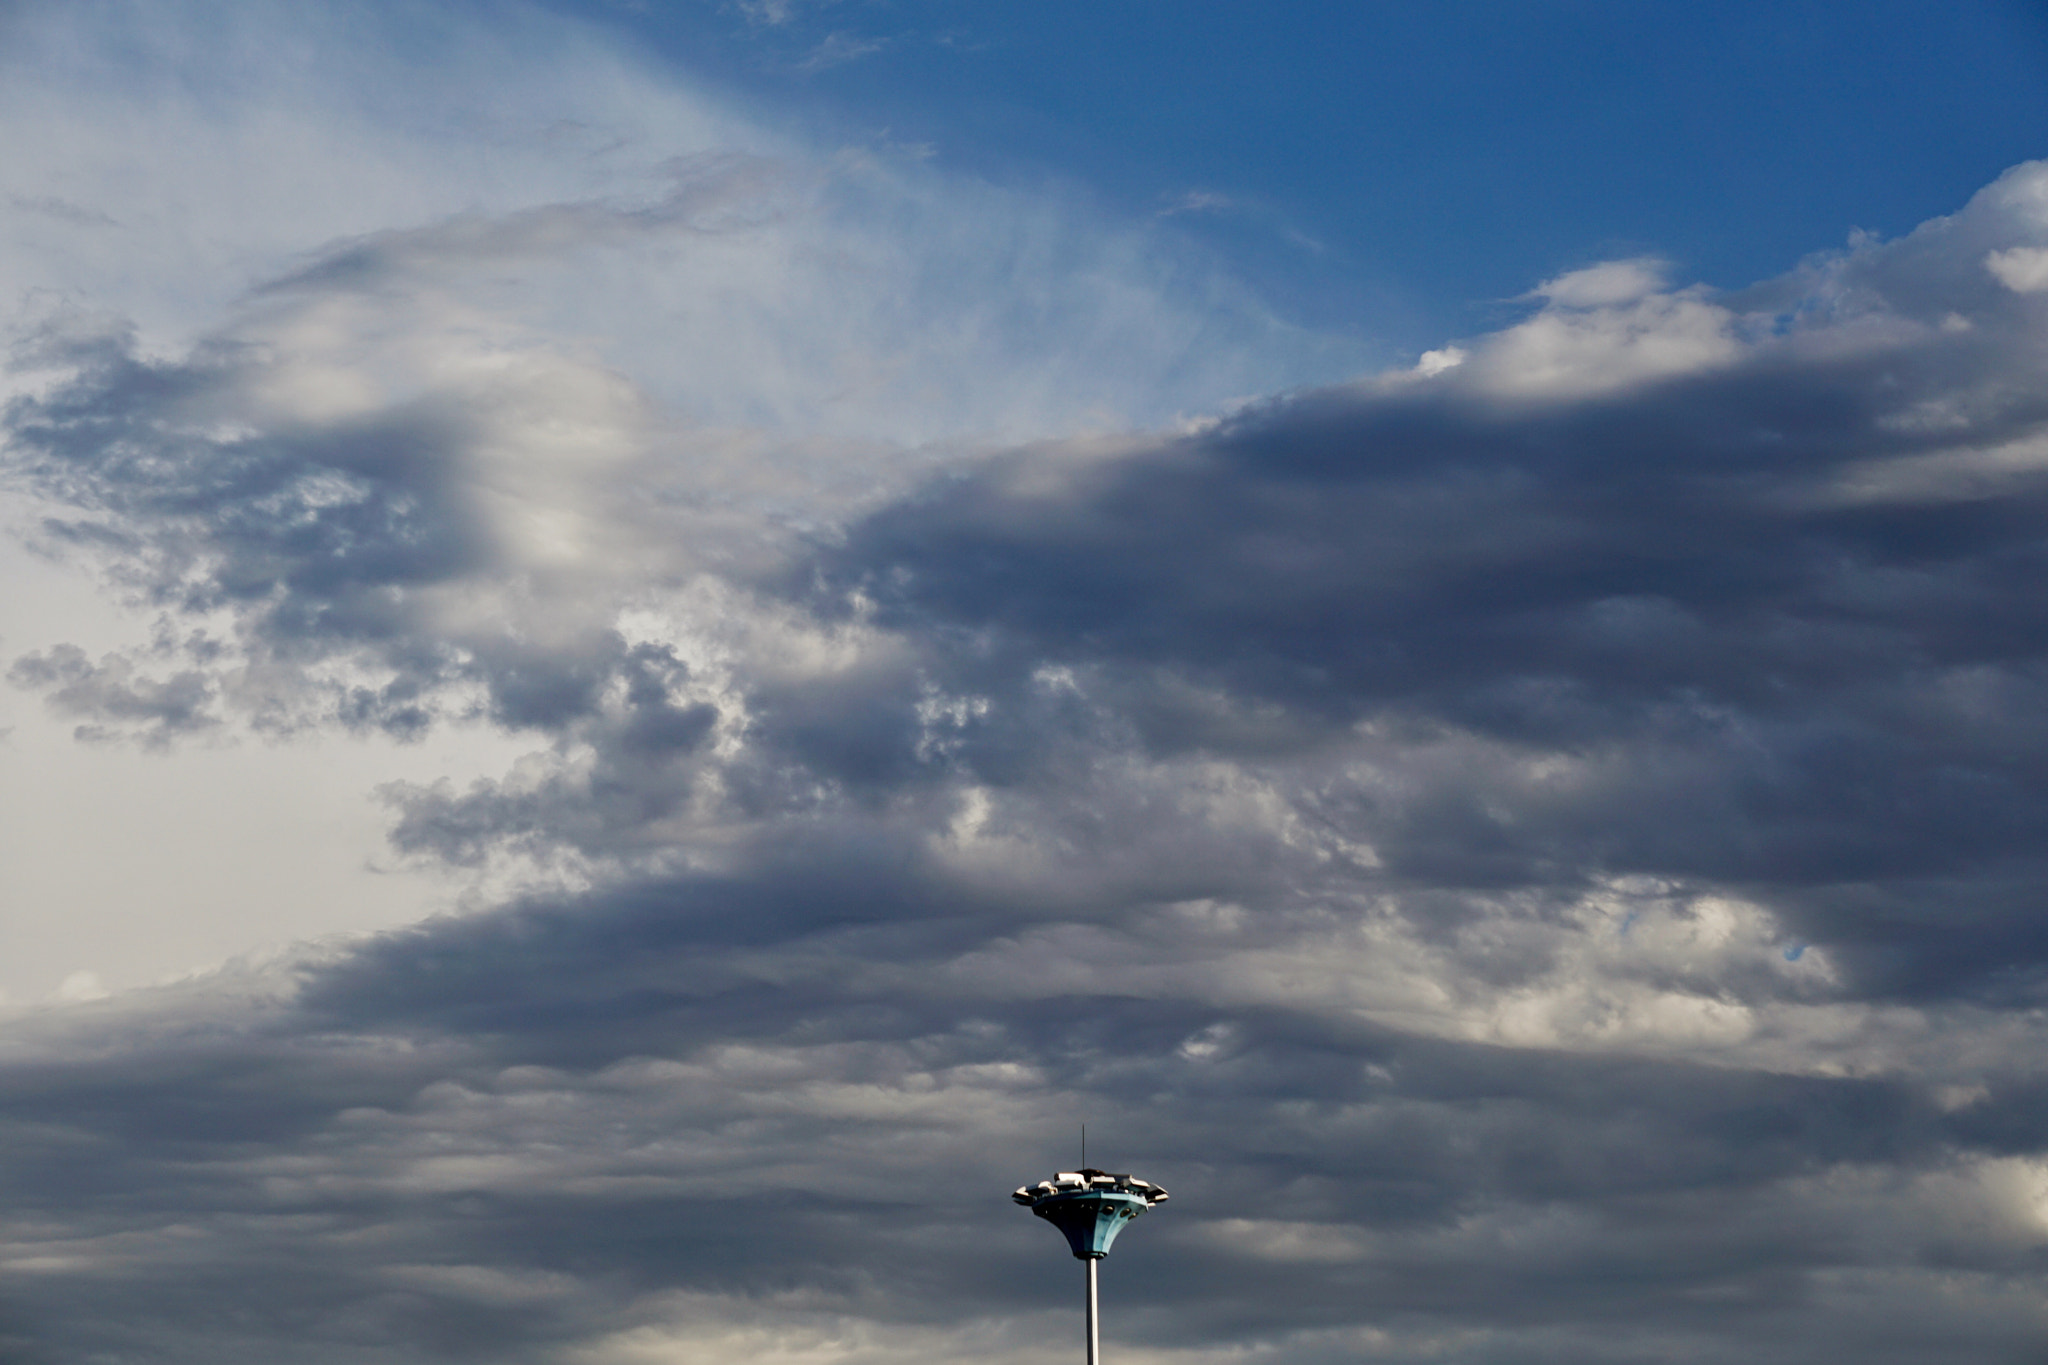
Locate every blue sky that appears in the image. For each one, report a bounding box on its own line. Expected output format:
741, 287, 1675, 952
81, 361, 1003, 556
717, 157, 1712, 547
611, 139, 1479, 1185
562, 0, 2048, 347
4, 4, 2048, 1363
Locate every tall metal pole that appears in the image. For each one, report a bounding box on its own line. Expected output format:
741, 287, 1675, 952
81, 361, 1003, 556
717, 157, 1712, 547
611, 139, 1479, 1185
1085, 1257, 1100, 1365
1014, 1170, 1164, 1365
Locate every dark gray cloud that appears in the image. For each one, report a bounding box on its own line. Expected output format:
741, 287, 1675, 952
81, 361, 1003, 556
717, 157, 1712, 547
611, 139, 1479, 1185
0, 876, 2042, 1365
7, 642, 219, 744
803, 179, 2048, 1004
9, 150, 2048, 1363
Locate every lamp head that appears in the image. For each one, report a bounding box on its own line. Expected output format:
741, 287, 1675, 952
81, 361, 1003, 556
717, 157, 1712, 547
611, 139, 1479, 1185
1011, 1168, 1169, 1260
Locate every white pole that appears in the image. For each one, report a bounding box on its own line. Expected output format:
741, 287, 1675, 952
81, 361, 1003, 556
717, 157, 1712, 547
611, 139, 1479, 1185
1085, 1257, 1100, 1365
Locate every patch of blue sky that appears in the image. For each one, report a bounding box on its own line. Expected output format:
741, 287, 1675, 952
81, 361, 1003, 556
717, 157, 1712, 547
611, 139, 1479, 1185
558, 0, 2048, 358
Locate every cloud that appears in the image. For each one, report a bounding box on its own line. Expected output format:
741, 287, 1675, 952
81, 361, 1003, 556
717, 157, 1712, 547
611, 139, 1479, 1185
1528, 258, 1670, 308
1160, 191, 1234, 219
809, 167, 2048, 1004
6, 193, 119, 228
1, 33, 1357, 747
10, 4, 2048, 1362
0, 902, 2034, 1364
792, 31, 889, 75
734, 0, 826, 28
1472, 260, 1738, 395
1986, 246, 2048, 294
7, 643, 219, 745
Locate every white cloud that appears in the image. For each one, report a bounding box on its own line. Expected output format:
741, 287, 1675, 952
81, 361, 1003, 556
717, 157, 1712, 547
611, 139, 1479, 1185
1985, 245, 2048, 293
1412, 345, 1465, 376
1465, 274, 1739, 396
1530, 257, 1669, 307
0, 0, 1363, 1000
54, 970, 108, 1002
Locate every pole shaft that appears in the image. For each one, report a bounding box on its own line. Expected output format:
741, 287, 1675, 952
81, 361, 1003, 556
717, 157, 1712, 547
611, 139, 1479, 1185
1085, 1257, 1100, 1365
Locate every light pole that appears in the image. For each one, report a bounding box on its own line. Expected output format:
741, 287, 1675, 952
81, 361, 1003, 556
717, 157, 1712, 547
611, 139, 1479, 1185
1013, 1168, 1169, 1365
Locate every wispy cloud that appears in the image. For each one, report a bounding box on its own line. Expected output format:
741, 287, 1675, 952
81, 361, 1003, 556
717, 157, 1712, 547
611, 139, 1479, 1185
734, 0, 824, 27
6, 193, 118, 227
791, 30, 888, 74
1159, 190, 1233, 218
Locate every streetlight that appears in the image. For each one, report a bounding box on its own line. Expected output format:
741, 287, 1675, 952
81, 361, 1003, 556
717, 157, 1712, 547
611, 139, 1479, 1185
1013, 1168, 1169, 1365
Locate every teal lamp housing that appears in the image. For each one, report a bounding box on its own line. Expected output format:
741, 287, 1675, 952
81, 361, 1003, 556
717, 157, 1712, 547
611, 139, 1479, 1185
1012, 1169, 1169, 1260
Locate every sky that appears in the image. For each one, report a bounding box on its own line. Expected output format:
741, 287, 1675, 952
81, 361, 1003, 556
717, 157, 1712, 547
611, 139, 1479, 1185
3, 1, 2048, 1362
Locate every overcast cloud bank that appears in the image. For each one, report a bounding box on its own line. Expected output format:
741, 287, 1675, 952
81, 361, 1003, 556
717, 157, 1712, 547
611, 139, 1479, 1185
7, 6, 2048, 1362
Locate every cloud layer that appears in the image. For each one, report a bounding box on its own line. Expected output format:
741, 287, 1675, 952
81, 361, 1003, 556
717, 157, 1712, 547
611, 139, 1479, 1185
8, 6, 2048, 1362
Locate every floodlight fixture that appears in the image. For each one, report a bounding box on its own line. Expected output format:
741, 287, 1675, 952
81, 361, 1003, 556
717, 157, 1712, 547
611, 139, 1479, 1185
1012, 1168, 1169, 1365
